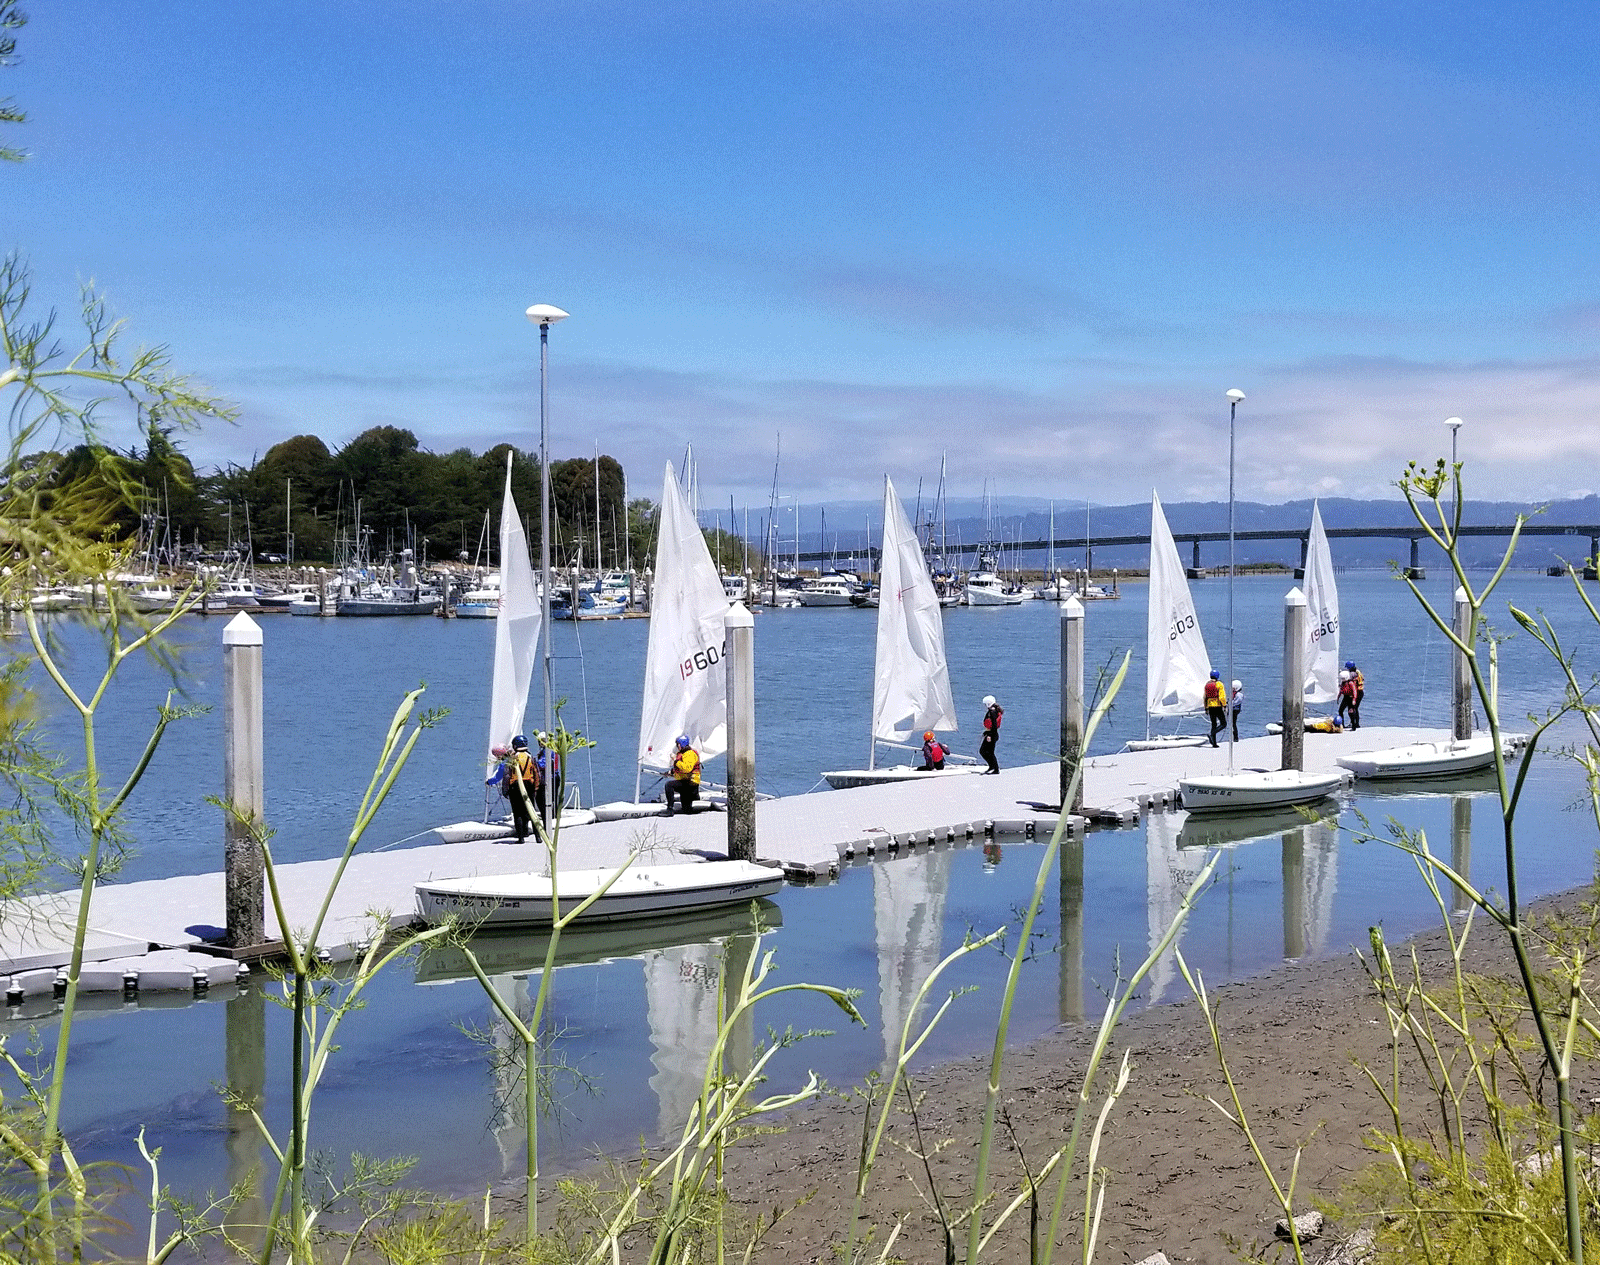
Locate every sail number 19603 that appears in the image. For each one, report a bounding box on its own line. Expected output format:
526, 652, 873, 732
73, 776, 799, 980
680, 639, 728, 680
1168, 613, 1196, 642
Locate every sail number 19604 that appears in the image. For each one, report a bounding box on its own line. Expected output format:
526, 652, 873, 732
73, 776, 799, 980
680, 639, 728, 680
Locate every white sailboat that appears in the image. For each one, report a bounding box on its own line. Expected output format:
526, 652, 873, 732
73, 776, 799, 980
1176, 391, 1348, 815
432, 458, 592, 843
822, 476, 973, 789
1302, 500, 1340, 707
1124, 493, 1213, 752
591, 461, 733, 821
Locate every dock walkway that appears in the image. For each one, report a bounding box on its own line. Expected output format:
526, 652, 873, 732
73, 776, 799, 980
1, 726, 1453, 995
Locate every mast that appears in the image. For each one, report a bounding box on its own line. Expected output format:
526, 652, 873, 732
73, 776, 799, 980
286, 478, 293, 567
1047, 501, 1054, 588
593, 442, 602, 572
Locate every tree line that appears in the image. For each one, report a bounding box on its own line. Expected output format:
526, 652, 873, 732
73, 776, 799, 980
59, 420, 662, 569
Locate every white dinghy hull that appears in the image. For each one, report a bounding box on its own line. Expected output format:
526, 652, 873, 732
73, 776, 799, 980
1178, 768, 1346, 815
821, 765, 979, 790
1336, 735, 1500, 780
414, 860, 785, 927
1123, 735, 1209, 753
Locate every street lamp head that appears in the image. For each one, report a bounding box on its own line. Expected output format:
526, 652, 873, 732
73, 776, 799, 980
1225, 388, 1246, 404
525, 304, 569, 327
1444, 416, 1463, 432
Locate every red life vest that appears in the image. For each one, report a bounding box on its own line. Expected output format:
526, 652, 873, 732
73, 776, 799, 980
1204, 679, 1226, 708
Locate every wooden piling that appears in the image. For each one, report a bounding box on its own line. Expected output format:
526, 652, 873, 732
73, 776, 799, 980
1453, 586, 1472, 739
1059, 595, 1084, 812
1281, 586, 1306, 770
724, 601, 756, 861
223, 613, 265, 949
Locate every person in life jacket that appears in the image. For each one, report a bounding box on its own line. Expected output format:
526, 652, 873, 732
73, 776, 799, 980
919, 730, 946, 771
1344, 660, 1364, 729
979, 696, 1003, 773
1203, 671, 1228, 747
665, 734, 701, 815
496, 735, 540, 843
1229, 679, 1245, 743
1336, 670, 1356, 727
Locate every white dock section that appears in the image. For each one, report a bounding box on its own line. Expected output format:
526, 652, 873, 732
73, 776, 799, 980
0, 726, 1458, 989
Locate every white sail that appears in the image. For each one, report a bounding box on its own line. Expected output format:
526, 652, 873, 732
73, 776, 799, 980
1147, 492, 1212, 717
487, 459, 541, 771
1302, 500, 1340, 705
872, 476, 958, 745
638, 463, 730, 770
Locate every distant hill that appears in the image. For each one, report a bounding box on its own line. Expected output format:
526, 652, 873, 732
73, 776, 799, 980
756, 493, 1600, 570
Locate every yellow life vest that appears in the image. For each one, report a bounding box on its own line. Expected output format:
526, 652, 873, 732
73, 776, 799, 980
507, 749, 539, 787
1204, 679, 1228, 708
671, 748, 701, 784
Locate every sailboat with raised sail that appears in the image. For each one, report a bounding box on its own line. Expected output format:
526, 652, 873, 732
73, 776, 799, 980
1302, 500, 1340, 708
432, 455, 551, 843
822, 475, 974, 789
591, 461, 732, 820
1124, 492, 1213, 752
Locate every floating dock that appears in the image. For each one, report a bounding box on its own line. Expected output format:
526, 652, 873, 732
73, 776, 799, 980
1, 726, 1463, 998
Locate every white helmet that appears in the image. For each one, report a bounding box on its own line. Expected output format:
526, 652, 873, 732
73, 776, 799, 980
982, 695, 997, 707
1338, 670, 1350, 681
1231, 680, 1242, 691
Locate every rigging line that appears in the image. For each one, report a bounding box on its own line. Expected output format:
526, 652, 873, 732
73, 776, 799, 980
567, 609, 598, 807
373, 828, 444, 853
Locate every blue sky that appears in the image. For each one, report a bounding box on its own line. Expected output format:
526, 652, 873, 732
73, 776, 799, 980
6, 1, 1599, 507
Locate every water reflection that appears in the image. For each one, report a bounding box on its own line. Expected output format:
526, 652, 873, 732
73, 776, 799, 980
874, 848, 951, 1068
1058, 839, 1084, 1023
223, 988, 265, 1252
1452, 794, 1472, 915
1281, 818, 1340, 961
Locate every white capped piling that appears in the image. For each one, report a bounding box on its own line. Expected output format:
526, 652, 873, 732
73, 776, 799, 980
317, 570, 332, 616
1453, 586, 1473, 740
724, 601, 756, 861
1281, 587, 1307, 771
223, 612, 265, 949
1059, 595, 1084, 811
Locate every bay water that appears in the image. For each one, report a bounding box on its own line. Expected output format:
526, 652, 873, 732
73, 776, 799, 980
19, 569, 1600, 1204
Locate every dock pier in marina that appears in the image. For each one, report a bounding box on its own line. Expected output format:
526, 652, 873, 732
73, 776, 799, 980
0, 725, 1464, 998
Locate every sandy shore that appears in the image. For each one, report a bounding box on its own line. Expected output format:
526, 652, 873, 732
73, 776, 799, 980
699, 886, 1594, 1264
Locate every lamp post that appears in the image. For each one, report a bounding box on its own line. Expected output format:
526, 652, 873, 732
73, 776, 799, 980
1445, 416, 1463, 522
1225, 388, 1245, 770
527, 304, 569, 749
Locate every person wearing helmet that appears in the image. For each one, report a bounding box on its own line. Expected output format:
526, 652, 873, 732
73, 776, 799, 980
1229, 679, 1245, 743
665, 734, 701, 815
1344, 660, 1365, 729
1203, 670, 1228, 747
979, 696, 1003, 773
919, 729, 947, 771
491, 734, 540, 842
1337, 668, 1358, 729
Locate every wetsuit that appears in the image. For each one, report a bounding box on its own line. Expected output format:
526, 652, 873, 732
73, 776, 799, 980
979, 704, 1003, 773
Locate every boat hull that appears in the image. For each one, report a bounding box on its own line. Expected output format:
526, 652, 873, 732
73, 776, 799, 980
414, 860, 785, 927
965, 587, 1024, 606
1336, 736, 1498, 780
1124, 735, 1209, 752
431, 808, 598, 843
337, 597, 441, 616
1178, 768, 1346, 814
821, 765, 979, 790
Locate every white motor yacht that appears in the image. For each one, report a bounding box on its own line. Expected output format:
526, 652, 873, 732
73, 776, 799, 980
795, 575, 857, 607
964, 572, 1024, 606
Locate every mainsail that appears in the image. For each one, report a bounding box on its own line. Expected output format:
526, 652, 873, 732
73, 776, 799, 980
1146, 492, 1212, 717
638, 462, 730, 771
487, 457, 541, 772
872, 476, 958, 755
1301, 500, 1340, 705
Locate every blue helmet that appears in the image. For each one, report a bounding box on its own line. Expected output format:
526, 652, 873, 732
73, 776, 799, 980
511, 734, 528, 750
676, 734, 691, 749
1209, 670, 1220, 680
1344, 660, 1356, 670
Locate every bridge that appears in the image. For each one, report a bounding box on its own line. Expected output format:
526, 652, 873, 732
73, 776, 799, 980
791, 523, 1600, 580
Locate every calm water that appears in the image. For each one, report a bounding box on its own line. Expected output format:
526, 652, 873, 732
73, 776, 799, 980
15, 570, 1600, 1204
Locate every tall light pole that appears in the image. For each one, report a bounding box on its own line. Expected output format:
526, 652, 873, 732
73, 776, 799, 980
1226, 388, 1246, 770
527, 304, 569, 750
1445, 416, 1464, 523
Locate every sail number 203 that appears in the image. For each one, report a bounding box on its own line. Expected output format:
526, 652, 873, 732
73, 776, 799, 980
1168, 613, 1195, 642
680, 639, 728, 680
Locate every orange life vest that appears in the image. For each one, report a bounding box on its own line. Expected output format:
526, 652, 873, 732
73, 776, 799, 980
1204, 679, 1227, 708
